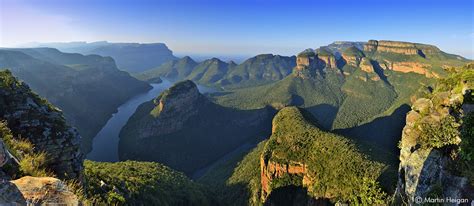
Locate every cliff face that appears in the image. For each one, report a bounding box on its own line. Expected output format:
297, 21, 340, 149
396, 64, 474, 204
0, 70, 83, 179
364, 40, 440, 57
259, 107, 387, 204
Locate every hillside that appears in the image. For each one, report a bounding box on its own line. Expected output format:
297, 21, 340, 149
199, 107, 388, 205
23, 41, 178, 73
119, 80, 275, 175
137, 54, 296, 88
212, 40, 468, 148
0, 48, 151, 153
83, 160, 217, 205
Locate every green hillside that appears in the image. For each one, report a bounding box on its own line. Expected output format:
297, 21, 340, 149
137, 54, 296, 88
83, 160, 217, 205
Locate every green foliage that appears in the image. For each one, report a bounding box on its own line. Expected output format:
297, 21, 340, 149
460, 112, 474, 161
83, 160, 216, 206
263, 107, 387, 204
418, 116, 461, 148
18, 152, 50, 177
0, 121, 52, 177
199, 142, 266, 206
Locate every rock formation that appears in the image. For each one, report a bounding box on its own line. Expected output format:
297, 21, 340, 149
259, 107, 386, 204
396, 64, 474, 204
341, 46, 365, 66
0, 70, 83, 179
364, 40, 441, 57
4, 176, 79, 205
138, 80, 204, 139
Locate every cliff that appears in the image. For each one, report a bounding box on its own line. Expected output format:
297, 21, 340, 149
0, 70, 83, 179
396, 64, 474, 204
260, 107, 387, 204
364, 40, 440, 56
119, 80, 275, 174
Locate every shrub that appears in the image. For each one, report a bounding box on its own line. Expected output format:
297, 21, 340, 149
418, 116, 460, 148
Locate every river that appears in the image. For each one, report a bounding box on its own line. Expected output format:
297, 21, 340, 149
86, 79, 216, 162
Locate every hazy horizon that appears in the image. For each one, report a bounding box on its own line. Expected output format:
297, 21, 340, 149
1, 0, 473, 58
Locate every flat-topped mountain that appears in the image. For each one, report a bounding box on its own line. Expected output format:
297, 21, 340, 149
0, 48, 151, 153
119, 80, 275, 174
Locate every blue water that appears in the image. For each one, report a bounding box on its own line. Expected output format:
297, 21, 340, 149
86, 79, 215, 162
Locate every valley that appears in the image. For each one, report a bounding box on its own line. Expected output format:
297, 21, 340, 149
0, 39, 472, 205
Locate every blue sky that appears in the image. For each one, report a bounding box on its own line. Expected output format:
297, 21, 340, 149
1, 0, 473, 58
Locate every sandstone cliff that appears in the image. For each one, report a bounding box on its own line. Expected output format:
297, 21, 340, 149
396, 64, 474, 204
364, 40, 440, 57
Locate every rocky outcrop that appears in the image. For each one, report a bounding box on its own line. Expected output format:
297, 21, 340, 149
341, 46, 365, 66
386, 61, 439, 78
3, 176, 79, 205
136, 80, 204, 139
0, 139, 8, 167
364, 40, 441, 57
396, 66, 474, 204
316, 49, 337, 69
260, 158, 308, 199
359, 57, 374, 73
259, 107, 386, 204
0, 70, 83, 179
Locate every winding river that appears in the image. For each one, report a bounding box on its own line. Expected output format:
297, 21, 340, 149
86, 79, 216, 162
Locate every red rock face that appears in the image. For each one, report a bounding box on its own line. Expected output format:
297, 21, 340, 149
317, 55, 337, 69
260, 155, 307, 201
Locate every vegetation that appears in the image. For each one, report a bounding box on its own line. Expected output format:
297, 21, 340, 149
262, 107, 387, 204
83, 160, 216, 205
198, 142, 266, 206
0, 121, 51, 178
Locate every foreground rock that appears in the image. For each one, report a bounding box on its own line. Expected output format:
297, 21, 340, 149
396, 64, 474, 204
8, 176, 78, 205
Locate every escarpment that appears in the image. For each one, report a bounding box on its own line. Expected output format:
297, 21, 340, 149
396, 64, 474, 204
364, 40, 440, 56
259, 107, 387, 205
0, 70, 83, 179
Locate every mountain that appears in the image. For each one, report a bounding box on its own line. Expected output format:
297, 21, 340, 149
137, 56, 198, 80
0, 70, 217, 205
214, 40, 469, 131
396, 64, 474, 203
21, 41, 178, 73
119, 80, 275, 175
198, 107, 388, 205
137, 54, 296, 88
0, 48, 151, 153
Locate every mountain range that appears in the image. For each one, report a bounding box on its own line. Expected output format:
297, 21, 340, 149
0, 39, 472, 205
